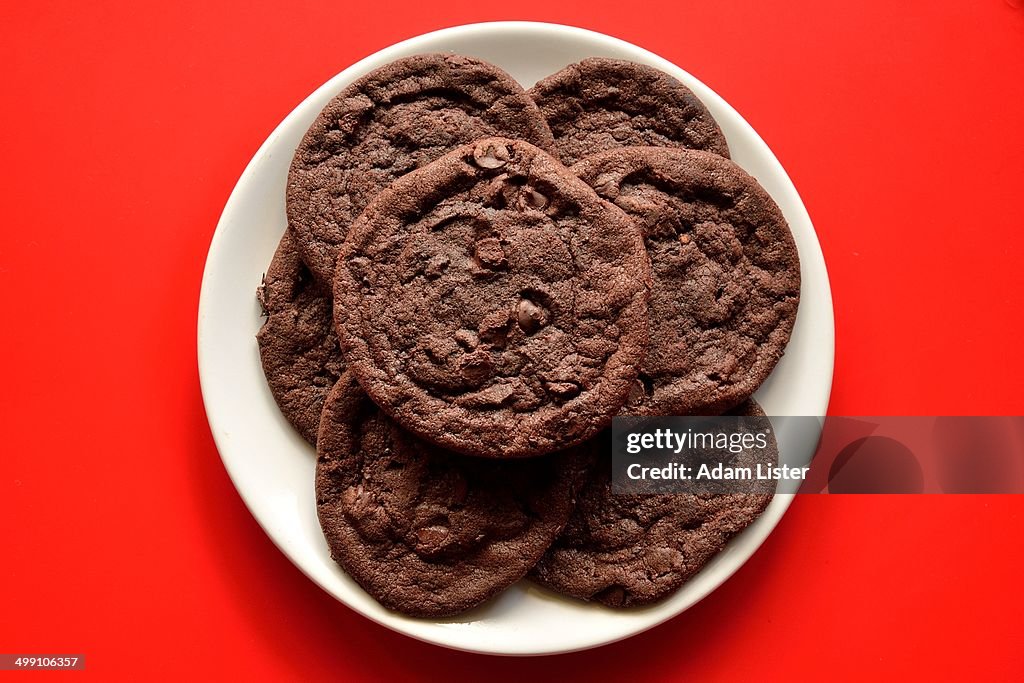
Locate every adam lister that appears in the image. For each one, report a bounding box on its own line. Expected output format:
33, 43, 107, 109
698, 463, 809, 480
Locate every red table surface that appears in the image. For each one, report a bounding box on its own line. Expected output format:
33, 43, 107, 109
3, 0, 1024, 679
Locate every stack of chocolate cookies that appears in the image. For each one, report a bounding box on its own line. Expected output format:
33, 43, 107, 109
257, 54, 800, 617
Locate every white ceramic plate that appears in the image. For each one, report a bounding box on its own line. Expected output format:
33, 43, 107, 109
198, 21, 834, 656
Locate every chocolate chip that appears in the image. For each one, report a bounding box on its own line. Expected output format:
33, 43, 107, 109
479, 310, 512, 346
415, 525, 450, 549
545, 381, 581, 400
473, 141, 509, 169
458, 351, 493, 385
473, 237, 507, 269
341, 484, 390, 535
516, 298, 548, 334
524, 187, 548, 209
457, 382, 516, 408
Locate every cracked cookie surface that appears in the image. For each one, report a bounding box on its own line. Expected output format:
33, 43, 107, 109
529, 58, 729, 166
529, 399, 776, 607
287, 53, 554, 284
574, 147, 800, 416
334, 138, 651, 458
256, 232, 344, 444
315, 373, 591, 617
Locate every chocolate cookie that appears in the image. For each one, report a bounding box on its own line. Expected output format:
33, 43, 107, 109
315, 373, 591, 617
334, 138, 651, 459
573, 148, 800, 416
529, 399, 776, 607
287, 53, 555, 283
256, 232, 344, 444
529, 58, 729, 166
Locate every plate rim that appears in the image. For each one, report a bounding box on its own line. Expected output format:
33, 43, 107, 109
198, 20, 834, 656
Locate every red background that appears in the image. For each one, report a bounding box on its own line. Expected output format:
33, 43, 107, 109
3, 0, 1023, 679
